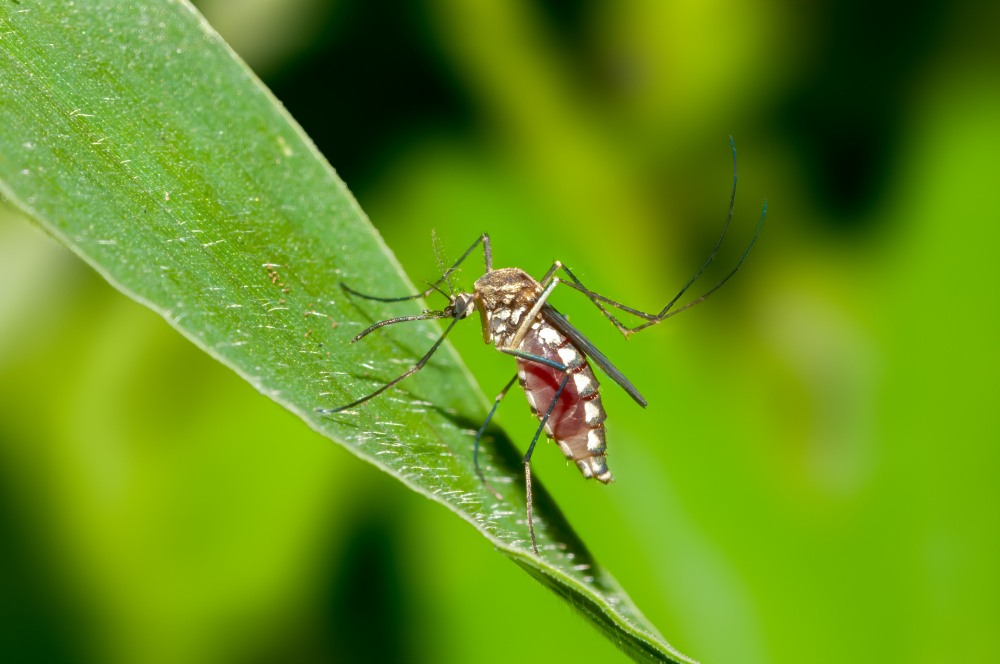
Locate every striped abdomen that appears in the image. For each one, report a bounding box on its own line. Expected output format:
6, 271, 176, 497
516, 321, 613, 483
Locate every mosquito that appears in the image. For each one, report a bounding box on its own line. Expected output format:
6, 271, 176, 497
318, 139, 765, 555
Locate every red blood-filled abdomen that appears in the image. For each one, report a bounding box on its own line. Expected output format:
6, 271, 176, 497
516, 322, 612, 482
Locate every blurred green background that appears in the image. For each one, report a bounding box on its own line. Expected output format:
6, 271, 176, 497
1, 0, 997, 662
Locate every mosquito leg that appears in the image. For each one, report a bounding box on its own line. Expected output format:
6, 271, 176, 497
540, 221, 740, 338
653, 136, 740, 317
315, 317, 460, 413
523, 373, 570, 555
557, 199, 763, 336
509, 278, 560, 350
522, 372, 569, 467
537, 138, 765, 337
552, 194, 744, 337
341, 233, 492, 303
524, 461, 536, 553
495, 350, 571, 554
498, 348, 569, 372
474, 374, 518, 500
589, 199, 764, 335
483, 233, 493, 271
539, 258, 629, 332
650, 201, 765, 323
557, 268, 648, 337
536, 260, 649, 336
350, 313, 446, 343
539, 261, 563, 287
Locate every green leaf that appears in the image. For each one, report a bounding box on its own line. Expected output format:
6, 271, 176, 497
0, 2, 693, 662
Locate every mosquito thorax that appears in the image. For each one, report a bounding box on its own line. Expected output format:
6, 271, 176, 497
473, 268, 542, 310
472, 268, 543, 347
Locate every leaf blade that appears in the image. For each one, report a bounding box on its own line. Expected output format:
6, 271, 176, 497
0, 3, 694, 662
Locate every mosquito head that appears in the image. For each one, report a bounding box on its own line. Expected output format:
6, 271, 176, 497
446, 292, 477, 320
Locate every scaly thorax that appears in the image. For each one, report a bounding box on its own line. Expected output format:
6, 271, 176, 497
473, 267, 542, 349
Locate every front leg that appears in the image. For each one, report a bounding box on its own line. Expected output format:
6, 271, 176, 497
341, 232, 492, 303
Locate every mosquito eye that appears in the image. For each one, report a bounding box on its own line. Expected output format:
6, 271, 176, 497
453, 294, 476, 318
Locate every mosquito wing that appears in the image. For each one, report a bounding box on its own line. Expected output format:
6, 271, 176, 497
542, 304, 648, 408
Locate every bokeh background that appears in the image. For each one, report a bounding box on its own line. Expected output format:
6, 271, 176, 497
1, 0, 997, 662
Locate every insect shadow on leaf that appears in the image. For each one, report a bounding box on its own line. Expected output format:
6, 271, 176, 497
435, 408, 596, 558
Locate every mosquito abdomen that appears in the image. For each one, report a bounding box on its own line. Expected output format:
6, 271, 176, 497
516, 321, 613, 483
